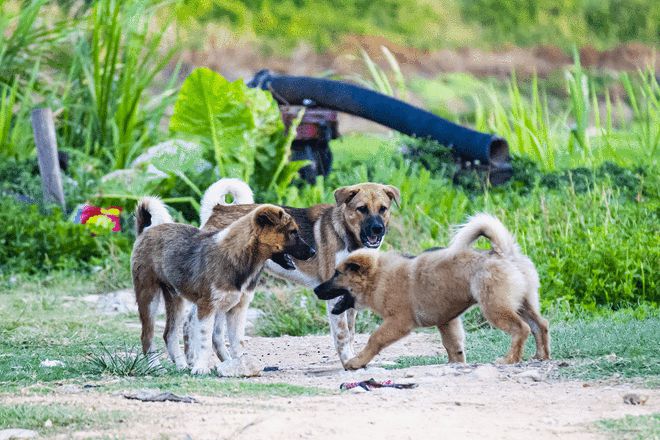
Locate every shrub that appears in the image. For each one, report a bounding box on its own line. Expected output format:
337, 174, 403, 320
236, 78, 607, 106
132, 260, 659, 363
0, 196, 132, 276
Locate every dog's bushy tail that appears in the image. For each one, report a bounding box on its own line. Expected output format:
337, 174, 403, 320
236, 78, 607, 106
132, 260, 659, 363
200, 178, 254, 227
448, 213, 518, 257
135, 196, 173, 236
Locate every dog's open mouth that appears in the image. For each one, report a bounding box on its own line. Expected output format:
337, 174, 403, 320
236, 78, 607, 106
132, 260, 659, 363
271, 252, 296, 270
363, 234, 382, 248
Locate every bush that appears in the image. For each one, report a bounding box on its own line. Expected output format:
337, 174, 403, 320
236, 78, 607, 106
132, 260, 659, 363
0, 196, 132, 276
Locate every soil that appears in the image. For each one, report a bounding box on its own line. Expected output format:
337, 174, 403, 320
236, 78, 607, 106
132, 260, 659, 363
9, 333, 659, 439
178, 34, 660, 82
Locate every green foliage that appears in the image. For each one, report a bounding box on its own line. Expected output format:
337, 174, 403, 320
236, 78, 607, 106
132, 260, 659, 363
460, 0, 660, 49
0, 196, 132, 276
252, 289, 329, 337
61, 0, 179, 170
170, 67, 307, 201
85, 343, 165, 377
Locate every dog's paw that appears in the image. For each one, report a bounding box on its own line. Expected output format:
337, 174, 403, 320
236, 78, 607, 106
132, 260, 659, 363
190, 365, 211, 375
344, 357, 367, 370
495, 356, 520, 365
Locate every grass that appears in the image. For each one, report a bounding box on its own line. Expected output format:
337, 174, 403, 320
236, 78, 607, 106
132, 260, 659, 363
0, 277, 323, 398
597, 414, 660, 440
386, 308, 660, 382
0, 403, 126, 434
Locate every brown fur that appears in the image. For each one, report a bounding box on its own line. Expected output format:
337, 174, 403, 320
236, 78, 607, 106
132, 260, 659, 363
201, 182, 400, 365
131, 201, 311, 374
315, 214, 550, 369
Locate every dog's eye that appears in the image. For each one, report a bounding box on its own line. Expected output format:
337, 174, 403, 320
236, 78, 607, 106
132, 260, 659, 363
357, 206, 368, 214
379, 206, 387, 214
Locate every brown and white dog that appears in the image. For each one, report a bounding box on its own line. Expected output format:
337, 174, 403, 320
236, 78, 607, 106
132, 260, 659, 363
192, 178, 400, 366
314, 214, 550, 369
131, 197, 315, 374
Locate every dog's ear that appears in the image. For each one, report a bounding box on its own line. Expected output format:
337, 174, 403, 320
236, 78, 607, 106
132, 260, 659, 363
334, 186, 360, 206
254, 205, 284, 228
383, 185, 401, 206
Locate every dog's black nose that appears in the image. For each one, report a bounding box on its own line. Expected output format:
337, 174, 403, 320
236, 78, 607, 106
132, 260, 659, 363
370, 224, 384, 235
309, 247, 317, 257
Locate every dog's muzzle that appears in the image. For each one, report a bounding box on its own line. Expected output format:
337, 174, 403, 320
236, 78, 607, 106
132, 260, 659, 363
360, 215, 385, 248
272, 236, 316, 271
331, 293, 355, 315
314, 280, 350, 300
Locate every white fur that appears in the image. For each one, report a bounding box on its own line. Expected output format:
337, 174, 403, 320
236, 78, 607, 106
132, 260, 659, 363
335, 247, 350, 266
200, 178, 254, 227
448, 213, 518, 257
213, 228, 230, 244
190, 313, 215, 375
265, 260, 320, 288
140, 196, 173, 229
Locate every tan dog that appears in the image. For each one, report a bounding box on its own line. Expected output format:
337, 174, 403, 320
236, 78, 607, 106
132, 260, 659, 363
194, 178, 400, 366
131, 197, 314, 374
314, 214, 550, 369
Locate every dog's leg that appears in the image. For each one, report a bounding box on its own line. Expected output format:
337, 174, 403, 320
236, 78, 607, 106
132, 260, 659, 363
226, 291, 254, 358
344, 318, 413, 370
162, 287, 187, 370
191, 303, 215, 375
212, 310, 231, 362
438, 317, 466, 363
481, 305, 531, 364
137, 286, 161, 368
183, 305, 199, 367
346, 308, 358, 352
519, 300, 551, 360
327, 299, 355, 366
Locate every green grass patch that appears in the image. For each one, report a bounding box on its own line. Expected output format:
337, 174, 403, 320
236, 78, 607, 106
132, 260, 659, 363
387, 309, 660, 382
0, 403, 126, 433
102, 376, 325, 398
597, 414, 660, 440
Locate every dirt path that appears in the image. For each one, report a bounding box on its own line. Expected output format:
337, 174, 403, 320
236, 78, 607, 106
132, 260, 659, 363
8, 333, 658, 439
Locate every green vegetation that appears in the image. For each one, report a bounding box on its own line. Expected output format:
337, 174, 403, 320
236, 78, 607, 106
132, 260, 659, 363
0, 403, 126, 433
177, 0, 660, 51
597, 414, 660, 440
0, 0, 658, 396
387, 307, 660, 381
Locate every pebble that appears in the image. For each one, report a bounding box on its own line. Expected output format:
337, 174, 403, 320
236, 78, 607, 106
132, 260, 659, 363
515, 370, 543, 382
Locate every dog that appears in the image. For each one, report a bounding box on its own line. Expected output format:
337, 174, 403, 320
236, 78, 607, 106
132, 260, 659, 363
192, 178, 400, 366
314, 213, 550, 369
131, 197, 315, 374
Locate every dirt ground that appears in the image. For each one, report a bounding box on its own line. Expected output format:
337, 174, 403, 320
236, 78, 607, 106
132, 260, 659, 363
8, 332, 658, 439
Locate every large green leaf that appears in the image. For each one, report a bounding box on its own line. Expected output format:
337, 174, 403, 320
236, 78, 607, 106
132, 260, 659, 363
169, 67, 256, 180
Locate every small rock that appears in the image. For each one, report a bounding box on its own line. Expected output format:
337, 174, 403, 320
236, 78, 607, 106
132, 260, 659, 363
470, 365, 500, 380
604, 353, 617, 362
515, 370, 542, 382
404, 371, 414, 378
0, 429, 39, 440
43, 420, 52, 428
557, 361, 569, 367
216, 356, 262, 378
40, 359, 64, 368
623, 393, 649, 405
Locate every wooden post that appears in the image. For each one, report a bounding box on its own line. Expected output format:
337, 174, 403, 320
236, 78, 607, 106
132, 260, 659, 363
31, 108, 65, 209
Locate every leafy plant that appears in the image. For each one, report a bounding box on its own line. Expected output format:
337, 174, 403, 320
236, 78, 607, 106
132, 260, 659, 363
86, 343, 165, 377
61, 0, 180, 169
169, 67, 307, 201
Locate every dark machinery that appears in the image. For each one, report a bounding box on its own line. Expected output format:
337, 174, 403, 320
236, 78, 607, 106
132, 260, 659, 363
248, 70, 512, 184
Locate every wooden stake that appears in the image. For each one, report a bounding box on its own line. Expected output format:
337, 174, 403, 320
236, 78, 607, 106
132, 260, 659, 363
31, 108, 65, 209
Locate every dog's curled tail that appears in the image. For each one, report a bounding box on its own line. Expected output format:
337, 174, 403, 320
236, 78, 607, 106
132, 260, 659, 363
135, 196, 173, 236
200, 178, 254, 227
448, 213, 518, 257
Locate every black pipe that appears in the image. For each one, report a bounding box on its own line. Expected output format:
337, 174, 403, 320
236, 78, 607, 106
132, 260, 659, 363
248, 70, 510, 168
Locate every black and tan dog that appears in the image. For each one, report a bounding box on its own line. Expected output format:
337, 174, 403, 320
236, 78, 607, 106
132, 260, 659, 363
193, 178, 400, 366
131, 197, 314, 374
314, 213, 550, 369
